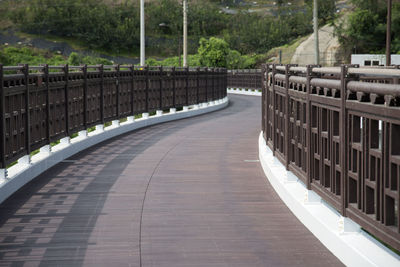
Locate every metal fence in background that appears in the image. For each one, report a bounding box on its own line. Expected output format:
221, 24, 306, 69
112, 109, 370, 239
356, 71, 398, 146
261, 64, 400, 251
0, 64, 227, 169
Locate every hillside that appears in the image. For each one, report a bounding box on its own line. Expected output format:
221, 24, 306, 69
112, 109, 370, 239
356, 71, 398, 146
0, 0, 354, 68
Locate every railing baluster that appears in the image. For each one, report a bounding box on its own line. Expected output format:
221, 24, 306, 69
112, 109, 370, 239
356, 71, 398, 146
145, 66, 149, 113
159, 66, 163, 110
22, 64, 31, 156
64, 64, 70, 136
82, 64, 88, 128
116, 64, 120, 118
185, 67, 189, 106
44, 64, 51, 145
130, 65, 135, 116
100, 64, 104, 124
0, 64, 5, 168
172, 67, 176, 108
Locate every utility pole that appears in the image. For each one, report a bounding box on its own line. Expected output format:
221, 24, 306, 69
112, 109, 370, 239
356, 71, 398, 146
183, 0, 188, 67
386, 0, 392, 66
140, 0, 145, 66
313, 0, 320, 65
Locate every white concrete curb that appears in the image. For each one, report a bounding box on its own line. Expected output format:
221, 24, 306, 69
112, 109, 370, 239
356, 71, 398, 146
227, 88, 261, 96
0, 98, 229, 205
258, 132, 400, 267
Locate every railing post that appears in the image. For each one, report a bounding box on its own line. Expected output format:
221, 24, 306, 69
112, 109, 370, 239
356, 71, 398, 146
116, 64, 120, 118
272, 64, 276, 156
130, 65, 135, 115
82, 64, 88, 128
306, 65, 315, 190
339, 64, 360, 216
43, 64, 51, 145
205, 67, 208, 102
261, 64, 267, 140
340, 65, 351, 216
159, 66, 163, 110
64, 64, 69, 136
0, 64, 5, 169
100, 64, 104, 124
145, 65, 149, 112
21, 64, 31, 157
185, 67, 189, 106
284, 65, 290, 170
196, 67, 200, 104
211, 68, 215, 101
172, 67, 176, 108
340, 65, 347, 216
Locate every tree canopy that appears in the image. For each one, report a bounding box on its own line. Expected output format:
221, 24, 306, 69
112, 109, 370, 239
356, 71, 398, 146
7, 0, 337, 56
336, 0, 400, 54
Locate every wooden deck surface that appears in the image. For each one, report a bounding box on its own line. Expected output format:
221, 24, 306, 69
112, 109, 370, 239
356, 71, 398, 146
0, 95, 343, 266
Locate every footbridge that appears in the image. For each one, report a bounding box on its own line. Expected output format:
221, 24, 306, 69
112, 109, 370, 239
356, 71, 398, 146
0, 64, 398, 266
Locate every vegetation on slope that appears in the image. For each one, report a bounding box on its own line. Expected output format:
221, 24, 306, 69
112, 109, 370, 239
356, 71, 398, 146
0, 45, 112, 66
1, 0, 336, 58
335, 0, 400, 54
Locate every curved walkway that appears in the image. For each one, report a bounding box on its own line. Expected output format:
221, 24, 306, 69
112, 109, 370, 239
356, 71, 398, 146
0, 95, 343, 267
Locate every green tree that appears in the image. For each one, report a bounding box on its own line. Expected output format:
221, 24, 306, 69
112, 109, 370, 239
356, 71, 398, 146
335, 0, 400, 54
198, 37, 230, 67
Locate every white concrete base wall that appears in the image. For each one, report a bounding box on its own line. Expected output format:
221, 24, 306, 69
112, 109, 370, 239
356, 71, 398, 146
0, 98, 229, 205
227, 88, 261, 96
258, 132, 400, 267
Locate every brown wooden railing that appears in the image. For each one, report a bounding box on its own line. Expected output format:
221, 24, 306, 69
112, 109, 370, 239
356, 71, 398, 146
0, 64, 227, 169
227, 69, 262, 90
261, 64, 400, 251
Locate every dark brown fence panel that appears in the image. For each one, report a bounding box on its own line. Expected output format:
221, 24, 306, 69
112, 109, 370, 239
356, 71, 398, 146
262, 64, 400, 251
103, 69, 118, 122
28, 73, 48, 151
67, 71, 85, 133
287, 71, 308, 184
132, 68, 147, 114
227, 69, 262, 90
48, 70, 67, 142
188, 69, 198, 105
206, 68, 214, 102
148, 68, 161, 112
3, 71, 28, 166
345, 80, 400, 251
308, 76, 342, 210
273, 67, 287, 165
119, 68, 133, 118
86, 69, 102, 128
174, 68, 187, 108
0, 64, 227, 168
198, 68, 207, 103
160, 67, 174, 110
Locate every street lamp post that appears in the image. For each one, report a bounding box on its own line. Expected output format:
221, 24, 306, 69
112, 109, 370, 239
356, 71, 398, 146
386, 0, 392, 66
183, 0, 188, 67
140, 0, 145, 66
313, 0, 319, 65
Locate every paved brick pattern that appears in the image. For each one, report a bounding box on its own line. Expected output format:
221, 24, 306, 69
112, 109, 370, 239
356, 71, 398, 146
0, 95, 343, 266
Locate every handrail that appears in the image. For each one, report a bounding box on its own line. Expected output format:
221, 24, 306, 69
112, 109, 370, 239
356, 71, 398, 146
0, 64, 227, 170
261, 63, 400, 251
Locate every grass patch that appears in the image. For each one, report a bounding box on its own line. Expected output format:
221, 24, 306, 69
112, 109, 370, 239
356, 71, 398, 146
6, 161, 18, 169
50, 140, 60, 147
30, 149, 40, 157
